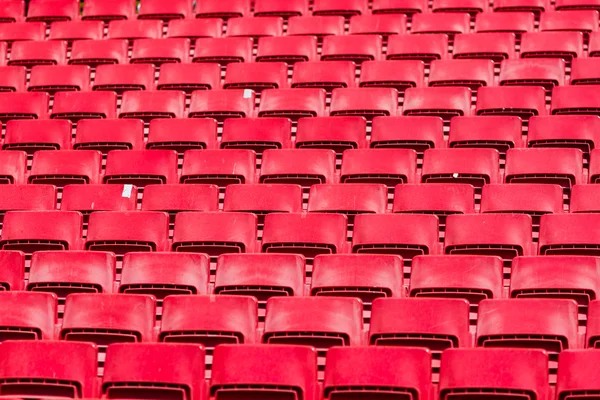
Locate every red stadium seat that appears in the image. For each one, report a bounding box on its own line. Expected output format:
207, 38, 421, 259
141, 184, 219, 223
61, 293, 156, 344
221, 118, 292, 153
157, 63, 221, 94
0, 0, 24, 23
589, 149, 600, 182
0, 92, 48, 123
372, 0, 428, 15
429, 59, 494, 91
160, 295, 258, 345
493, 0, 549, 15
226, 16, 283, 39
86, 211, 170, 253
167, 18, 223, 39
260, 149, 336, 186
539, 213, 600, 256
258, 88, 326, 120
359, 60, 425, 93
287, 15, 345, 37
61, 184, 138, 219
0, 21, 45, 42
439, 348, 549, 400
103, 343, 205, 400
181, 149, 257, 186
262, 213, 347, 259
119, 91, 186, 122
412, 12, 470, 38
82, 0, 136, 22
26, 0, 79, 23
386, 34, 448, 64
0, 66, 26, 92
93, 64, 154, 94
312, 0, 369, 17
528, 115, 600, 159
48, 20, 103, 43
308, 184, 387, 225
340, 149, 417, 186
476, 86, 546, 120
0, 292, 56, 340
224, 62, 288, 93
370, 116, 445, 153
0, 251, 24, 291
587, 301, 600, 346
477, 299, 579, 353
433, 0, 488, 15
410, 255, 503, 304
540, 10, 599, 41
28, 251, 115, 298
291, 61, 356, 92
453, 33, 516, 64
557, 350, 600, 400
172, 212, 257, 255
107, 20, 163, 41
3, 119, 71, 153
69, 39, 129, 67
0, 341, 97, 399
29, 150, 102, 186
104, 150, 178, 186
254, 0, 309, 17
330, 88, 398, 119
571, 184, 600, 212
120, 253, 209, 298
0, 185, 56, 222
188, 89, 255, 121
312, 254, 403, 303
51, 91, 117, 122
196, 0, 250, 19
9, 40, 67, 67
296, 116, 367, 154
147, 118, 218, 152
321, 34, 382, 63
556, 0, 600, 9
223, 184, 303, 223
130, 38, 190, 66
571, 58, 600, 85
552, 85, 600, 116
521, 32, 583, 64
211, 345, 318, 400
138, 0, 192, 20
511, 256, 600, 306
324, 347, 432, 400
422, 148, 500, 187
445, 214, 533, 261
499, 58, 565, 93
449, 116, 523, 153
349, 14, 407, 37
403, 87, 472, 120
0, 211, 82, 252
215, 253, 305, 299
369, 298, 471, 349
0, 152, 26, 185
193, 37, 253, 64
28, 65, 90, 94
256, 36, 317, 64
74, 119, 144, 152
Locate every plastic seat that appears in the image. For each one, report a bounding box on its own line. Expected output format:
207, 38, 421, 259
330, 88, 398, 119
481, 184, 564, 228
262, 213, 347, 259
540, 10, 599, 41
493, 0, 549, 15
0, 66, 26, 93
445, 214, 533, 261
552, 85, 600, 116
61, 184, 138, 220
505, 148, 584, 190
226, 16, 283, 39
107, 20, 163, 41
256, 36, 317, 65
499, 58, 565, 94
9, 40, 67, 67
172, 212, 257, 256
138, 0, 192, 21
29, 150, 102, 186
475, 12, 534, 38
571, 58, 600, 86
556, 0, 600, 9
120, 252, 209, 298
82, 0, 136, 22
571, 184, 600, 212
181, 149, 257, 186
589, 148, 600, 182
421, 148, 501, 187
433, 0, 488, 15
528, 115, 600, 159
188, 89, 255, 121
349, 14, 407, 37
476, 86, 546, 120
308, 184, 388, 225
0, 211, 82, 253
3, 119, 71, 153
587, 301, 600, 346
51, 91, 117, 122
372, 0, 428, 14
0, 21, 45, 42
0, 341, 97, 399
0, 151, 27, 184
147, 118, 218, 152
119, 91, 186, 122
141, 184, 219, 223
291, 61, 356, 92
477, 299, 578, 353
0, 292, 56, 340
449, 116, 523, 153
556, 350, 600, 400
403, 87, 472, 121
61, 293, 156, 344
313, 0, 368, 17
258, 88, 327, 120
453, 33, 516, 64
28, 65, 90, 94
296, 116, 367, 154
0, 185, 56, 223
411, 13, 470, 38
410, 255, 503, 304
0, 0, 25, 23
352, 214, 440, 260
26, 0, 79, 23
211, 345, 318, 400
370, 116, 445, 153
28, 251, 115, 299
0, 92, 48, 123
287, 15, 345, 37
340, 149, 418, 186
311, 254, 404, 303
104, 150, 178, 186
429, 59, 495, 91
321, 35, 382, 64
221, 118, 292, 153
167, 18, 223, 40
93, 64, 154, 94
359, 60, 424, 93
215, 253, 305, 300
157, 63, 221, 94
0, 251, 24, 291
69, 39, 129, 67
196, 0, 250, 19
223, 62, 288, 93
369, 298, 471, 350
192, 37, 253, 65
160, 295, 258, 346
520, 32, 583, 65
48, 21, 104, 42
324, 347, 432, 400
74, 119, 144, 153
223, 184, 303, 224
439, 348, 549, 400
130, 38, 190, 66
103, 343, 205, 400
386, 34, 448, 64
539, 213, 600, 256
263, 297, 364, 348
254, 0, 309, 17
511, 256, 600, 306
260, 149, 336, 187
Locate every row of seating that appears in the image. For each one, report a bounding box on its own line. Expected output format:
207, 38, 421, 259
2, 251, 598, 306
